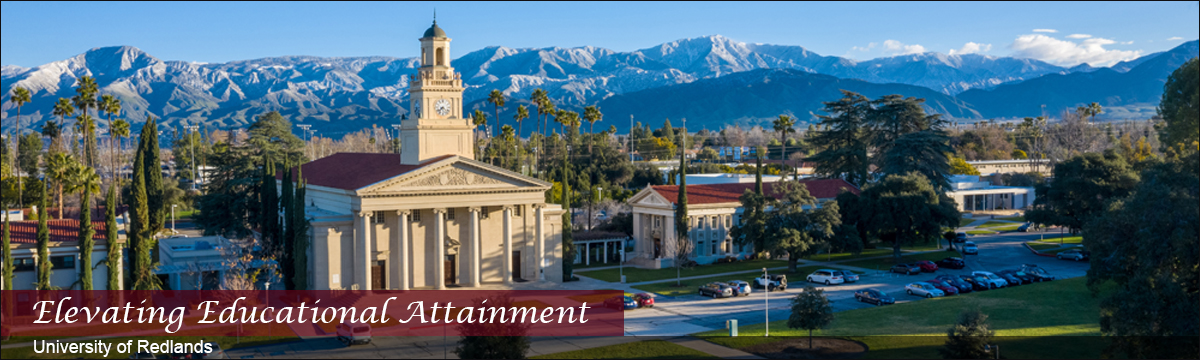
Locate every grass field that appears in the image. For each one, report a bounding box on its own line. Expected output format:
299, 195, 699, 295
801, 241, 942, 263
966, 230, 997, 235
578, 259, 788, 283
959, 218, 976, 227
697, 277, 1106, 359
998, 215, 1025, 222
531, 340, 720, 359
631, 265, 830, 297
976, 220, 1017, 228
838, 250, 958, 271
1026, 242, 1061, 251
1032, 235, 1083, 244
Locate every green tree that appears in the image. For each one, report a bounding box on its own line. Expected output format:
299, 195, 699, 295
18, 132, 43, 191
10, 86, 33, 209
259, 159, 280, 253
1083, 152, 1198, 358
71, 164, 100, 290
732, 152, 770, 254
674, 137, 690, 285
44, 152, 76, 219
142, 117, 166, 238
1158, 57, 1198, 150
2, 208, 12, 290
939, 309, 995, 359
99, 95, 122, 181
72, 76, 99, 168
292, 166, 310, 290
949, 157, 981, 175
488, 89, 506, 137
1026, 151, 1139, 234
280, 161, 295, 290
104, 186, 122, 291
560, 144, 576, 280
859, 172, 960, 262
773, 114, 797, 168
513, 105, 529, 139
765, 180, 841, 272
809, 91, 872, 187
883, 130, 954, 189
454, 295, 531, 359
788, 285, 834, 349
129, 118, 162, 290
36, 182, 52, 290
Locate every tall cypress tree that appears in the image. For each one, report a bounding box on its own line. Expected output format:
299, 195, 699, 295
104, 186, 121, 291
292, 166, 309, 290
755, 148, 764, 195
674, 136, 689, 285
36, 182, 51, 290
144, 118, 165, 239
561, 146, 575, 280
280, 161, 295, 290
130, 120, 160, 290
78, 184, 94, 290
260, 159, 279, 253
2, 206, 13, 290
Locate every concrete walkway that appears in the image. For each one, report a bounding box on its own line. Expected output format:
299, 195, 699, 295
667, 336, 764, 359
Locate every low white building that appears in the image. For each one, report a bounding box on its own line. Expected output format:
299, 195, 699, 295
946, 175, 1036, 212
625, 179, 860, 269
156, 236, 280, 290
3, 215, 123, 291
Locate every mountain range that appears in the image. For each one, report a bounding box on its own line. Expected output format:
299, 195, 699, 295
2, 35, 1196, 136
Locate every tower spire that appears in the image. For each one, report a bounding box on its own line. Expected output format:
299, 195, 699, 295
433, 8, 437, 24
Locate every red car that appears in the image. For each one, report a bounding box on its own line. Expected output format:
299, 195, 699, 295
916, 260, 939, 272
926, 279, 959, 295
633, 293, 655, 308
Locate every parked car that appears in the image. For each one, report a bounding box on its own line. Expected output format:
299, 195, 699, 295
997, 269, 1034, 285
926, 279, 960, 296
958, 274, 992, 291
971, 271, 1009, 289
992, 270, 1023, 286
633, 293, 655, 308
915, 260, 939, 272
934, 275, 974, 293
1017, 223, 1035, 232
336, 321, 372, 345
962, 241, 979, 255
699, 282, 734, 298
1057, 249, 1090, 261
1020, 264, 1056, 282
806, 269, 845, 285
715, 256, 740, 264
936, 257, 966, 269
891, 263, 921, 275
905, 282, 946, 298
754, 274, 788, 291
832, 270, 859, 283
727, 281, 751, 296
954, 232, 968, 243
854, 288, 895, 305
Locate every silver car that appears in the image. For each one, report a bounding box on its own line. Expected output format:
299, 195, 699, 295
831, 270, 859, 283
905, 282, 945, 298
962, 241, 978, 255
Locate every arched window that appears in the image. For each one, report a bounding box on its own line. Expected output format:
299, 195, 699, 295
422, 48, 427, 66
436, 47, 445, 66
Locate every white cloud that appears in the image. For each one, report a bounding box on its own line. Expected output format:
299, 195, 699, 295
882, 39, 926, 55
1066, 34, 1091, 39
1120, 40, 1134, 45
851, 42, 877, 52
1032, 29, 1058, 33
1009, 34, 1142, 67
1167, 36, 1184, 41
948, 42, 993, 55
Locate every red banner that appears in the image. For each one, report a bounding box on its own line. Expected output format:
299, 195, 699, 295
0, 290, 624, 338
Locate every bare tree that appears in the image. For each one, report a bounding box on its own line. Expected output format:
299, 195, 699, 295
1046, 110, 1104, 164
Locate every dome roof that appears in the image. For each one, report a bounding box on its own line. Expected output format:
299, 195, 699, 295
423, 21, 446, 38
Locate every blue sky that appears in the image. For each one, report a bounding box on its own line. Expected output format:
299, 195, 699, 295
2, 1, 1197, 67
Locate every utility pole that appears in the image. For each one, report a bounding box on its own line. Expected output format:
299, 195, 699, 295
297, 124, 312, 160
187, 125, 200, 191
629, 114, 634, 163
390, 124, 402, 154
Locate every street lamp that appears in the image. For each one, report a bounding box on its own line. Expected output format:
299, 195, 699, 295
171, 204, 178, 233
297, 124, 312, 159
390, 124, 402, 154
187, 125, 200, 191
763, 267, 769, 337
619, 249, 625, 283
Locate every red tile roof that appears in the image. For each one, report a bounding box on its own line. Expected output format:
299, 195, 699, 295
282, 153, 454, 191
651, 179, 860, 205
7, 219, 111, 245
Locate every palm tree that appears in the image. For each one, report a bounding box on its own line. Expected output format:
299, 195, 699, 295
52, 98, 75, 152
75, 114, 96, 161
1088, 102, 1103, 123
44, 152, 76, 219
583, 105, 602, 153
772, 114, 797, 173
9, 87, 31, 209
472, 109, 488, 161
111, 119, 131, 197
530, 89, 548, 137
41, 120, 62, 146
72, 76, 99, 168
66, 162, 101, 213
100, 95, 122, 182
513, 105, 529, 140
487, 89, 505, 138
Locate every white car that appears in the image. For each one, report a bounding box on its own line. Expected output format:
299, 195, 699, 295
806, 269, 845, 285
962, 241, 978, 255
336, 321, 372, 345
971, 271, 1009, 289
905, 282, 945, 298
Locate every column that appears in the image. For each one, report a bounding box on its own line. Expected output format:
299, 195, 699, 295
603, 241, 608, 264
502, 206, 513, 285
535, 205, 545, 281
632, 212, 642, 256
468, 207, 482, 287
354, 211, 373, 290
433, 209, 446, 290
393, 210, 410, 290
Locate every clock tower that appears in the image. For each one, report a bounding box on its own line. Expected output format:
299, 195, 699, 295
401, 18, 474, 165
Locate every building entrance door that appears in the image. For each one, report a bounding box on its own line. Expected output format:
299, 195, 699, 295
444, 255, 457, 285
512, 251, 522, 281
372, 261, 385, 290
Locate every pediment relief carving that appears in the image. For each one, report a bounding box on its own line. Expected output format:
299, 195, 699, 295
363, 162, 540, 194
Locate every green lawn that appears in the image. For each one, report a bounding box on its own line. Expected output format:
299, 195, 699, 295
1032, 235, 1083, 244
1026, 242, 1061, 251
1043, 246, 1086, 255
632, 265, 831, 297
959, 218, 976, 227
837, 250, 958, 271
976, 220, 1018, 228
803, 241, 942, 263
697, 277, 1106, 359
998, 215, 1025, 222
989, 224, 1022, 232
579, 259, 788, 283
532, 340, 720, 359
175, 208, 199, 220
1, 335, 296, 359
966, 229, 997, 235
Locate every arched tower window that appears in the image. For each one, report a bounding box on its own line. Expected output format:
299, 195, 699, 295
422, 48, 427, 66
436, 47, 444, 66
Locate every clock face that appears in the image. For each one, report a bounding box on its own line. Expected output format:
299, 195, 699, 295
435, 99, 451, 116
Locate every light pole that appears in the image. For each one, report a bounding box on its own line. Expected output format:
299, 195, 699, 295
390, 124, 402, 154
619, 248, 625, 283
297, 124, 312, 159
187, 125, 200, 191
763, 267, 769, 337
171, 204, 177, 233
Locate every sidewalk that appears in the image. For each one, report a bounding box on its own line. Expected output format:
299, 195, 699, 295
667, 336, 763, 359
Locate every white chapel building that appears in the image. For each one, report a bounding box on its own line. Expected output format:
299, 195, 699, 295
295, 20, 565, 290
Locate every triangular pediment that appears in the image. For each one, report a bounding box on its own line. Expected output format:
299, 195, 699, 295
629, 186, 673, 207
359, 156, 549, 194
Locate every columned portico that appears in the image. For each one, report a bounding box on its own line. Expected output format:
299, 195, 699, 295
468, 207, 482, 287
354, 211, 373, 290
433, 208, 447, 290
393, 210, 410, 290
502, 206, 514, 285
